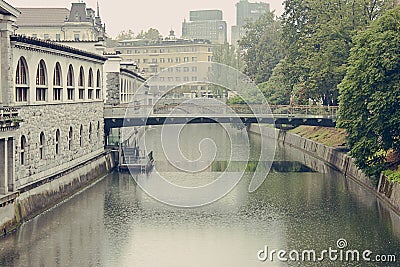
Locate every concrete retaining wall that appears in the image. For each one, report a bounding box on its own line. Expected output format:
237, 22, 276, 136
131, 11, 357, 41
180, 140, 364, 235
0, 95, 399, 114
249, 125, 400, 214
0, 152, 115, 236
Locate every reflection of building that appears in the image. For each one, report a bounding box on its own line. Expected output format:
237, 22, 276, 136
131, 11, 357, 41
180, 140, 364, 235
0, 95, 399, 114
182, 10, 227, 44
16, 2, 106, 41
116, 35, 214, 80
231, 0, 270, 46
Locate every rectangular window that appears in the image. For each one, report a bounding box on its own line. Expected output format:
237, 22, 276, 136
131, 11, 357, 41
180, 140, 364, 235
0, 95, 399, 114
184, 57, 189, 62
44, 34, 50, 40
36, 88, 46, 101
67, 88, 74, 100
175, 67, 181, 72
208, 56, 213, 62
184, 67, 190, 72
176, 77, 181, 82
192, 67, 198, 72
176, 58, 181, 63
143, 59, 148, 63
53, 88, 62, 101
184, 77, 189, 82
88, 89, 94, 100
56, 34, 61, 41
16, 87, 28, 102
74, 34, 80, 41
79, 89, 85, 100
96, 89, 101, 99
192, 77, 197, 81
192, 57, 197, 62
32, 34, 37, 38
160, 58, 165, 63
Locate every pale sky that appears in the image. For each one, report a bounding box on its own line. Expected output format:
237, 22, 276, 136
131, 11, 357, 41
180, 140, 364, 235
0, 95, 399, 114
7, 0, 285, 39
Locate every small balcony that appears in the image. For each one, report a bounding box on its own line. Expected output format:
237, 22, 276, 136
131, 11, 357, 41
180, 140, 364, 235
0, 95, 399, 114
0, 107, 21, 132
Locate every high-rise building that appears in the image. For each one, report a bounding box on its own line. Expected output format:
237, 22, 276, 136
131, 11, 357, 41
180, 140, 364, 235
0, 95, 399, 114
182, 10, 227, 44
231, 0, 270, 46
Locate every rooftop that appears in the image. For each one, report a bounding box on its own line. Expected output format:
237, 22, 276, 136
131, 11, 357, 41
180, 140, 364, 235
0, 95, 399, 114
17, 8, 70, 26
11, 35, 106, 62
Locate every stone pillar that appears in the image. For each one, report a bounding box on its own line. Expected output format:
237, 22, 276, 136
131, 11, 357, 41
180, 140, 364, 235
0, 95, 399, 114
0, 138, 8, 194
0, 16, 18, 106
7, 138, 14, 192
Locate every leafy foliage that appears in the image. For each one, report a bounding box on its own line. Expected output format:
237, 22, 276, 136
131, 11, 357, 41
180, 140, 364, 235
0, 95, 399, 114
136, 28, 162, 41
212, 43, 244, 71
281, 0, 395, 105
115, 29, 135, 41
383, 168, 400, 183
239, 12, 285, 84
338, 7, 400, 176
258, 60, 291, 105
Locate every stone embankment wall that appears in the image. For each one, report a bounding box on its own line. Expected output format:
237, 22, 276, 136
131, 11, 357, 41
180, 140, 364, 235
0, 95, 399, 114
249, 125, 400, 214
0, 152, 115, 236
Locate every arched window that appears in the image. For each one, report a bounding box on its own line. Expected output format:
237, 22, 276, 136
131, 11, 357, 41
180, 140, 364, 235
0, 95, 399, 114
67, 65, 75, 100
39, 132, 45, 160
20, 135, 27, 165
55, 129, 60, 155
68, 127, 73, 150
96, 70, 101, 99
36, 60, 48, 101
88, 68, 94, 99
78, 67, 85, 100
16, 57, 29, 102
80, 125, 83, 147
89, 123, 92, 144
53, 63, 62, 101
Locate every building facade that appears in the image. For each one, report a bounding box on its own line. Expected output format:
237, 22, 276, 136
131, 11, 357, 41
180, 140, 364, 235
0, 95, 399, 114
116, 38, 214, 80
231, 0, 270, 46
15, 2, 106, 41
182, 10, 227, 44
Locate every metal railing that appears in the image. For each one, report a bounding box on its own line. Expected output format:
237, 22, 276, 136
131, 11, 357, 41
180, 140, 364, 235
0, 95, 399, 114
105, 104, 338, 118
0, 107, 21, 132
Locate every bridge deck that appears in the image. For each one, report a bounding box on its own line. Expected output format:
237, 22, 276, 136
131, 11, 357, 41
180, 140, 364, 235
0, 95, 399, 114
104, 104, 338, 130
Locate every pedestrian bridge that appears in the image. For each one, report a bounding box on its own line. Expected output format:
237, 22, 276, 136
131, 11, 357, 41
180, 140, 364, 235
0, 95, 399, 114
104, 104, 338, 132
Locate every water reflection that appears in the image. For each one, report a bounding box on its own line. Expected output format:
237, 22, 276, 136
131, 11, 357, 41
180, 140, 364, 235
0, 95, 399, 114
0, 125, 399, 267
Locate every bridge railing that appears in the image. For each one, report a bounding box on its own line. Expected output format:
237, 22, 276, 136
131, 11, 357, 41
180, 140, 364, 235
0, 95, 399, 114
104, 104, 339, 118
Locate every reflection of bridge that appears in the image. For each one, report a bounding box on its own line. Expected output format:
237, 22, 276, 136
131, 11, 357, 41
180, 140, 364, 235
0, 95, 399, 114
104, 104, 338, 133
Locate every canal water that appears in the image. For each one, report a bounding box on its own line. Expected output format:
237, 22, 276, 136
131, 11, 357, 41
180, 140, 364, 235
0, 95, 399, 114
0, 125, 399, 266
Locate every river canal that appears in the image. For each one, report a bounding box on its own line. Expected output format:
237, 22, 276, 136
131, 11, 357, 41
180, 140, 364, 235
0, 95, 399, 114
0, 124, 398, 266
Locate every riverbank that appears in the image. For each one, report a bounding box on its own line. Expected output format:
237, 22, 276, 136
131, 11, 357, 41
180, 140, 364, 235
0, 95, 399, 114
0, 152, 115, 237
248, 125, 400, 215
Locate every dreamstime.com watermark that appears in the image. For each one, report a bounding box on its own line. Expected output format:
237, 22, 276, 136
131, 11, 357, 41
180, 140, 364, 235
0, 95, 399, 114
257, 239, 397, 263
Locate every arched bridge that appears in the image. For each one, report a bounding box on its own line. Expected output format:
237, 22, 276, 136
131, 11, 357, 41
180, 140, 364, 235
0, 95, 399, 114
104, 104, 338, 133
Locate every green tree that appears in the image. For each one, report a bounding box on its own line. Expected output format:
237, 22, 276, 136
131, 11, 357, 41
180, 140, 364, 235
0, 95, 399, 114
136, 28, 162, 41
281, 0, 395, 105
258, 60, 292, 105
239, 12, 285, 84
212, 43, 244, 71
115, 29, 135, 41
338, 7, 400, 177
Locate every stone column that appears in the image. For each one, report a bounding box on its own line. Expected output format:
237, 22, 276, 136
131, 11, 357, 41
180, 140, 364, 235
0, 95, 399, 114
7, 137, 14, 192
0, 138, 8, 194
0, 15, 18, 106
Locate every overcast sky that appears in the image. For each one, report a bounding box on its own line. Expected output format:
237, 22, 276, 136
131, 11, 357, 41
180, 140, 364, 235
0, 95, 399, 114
8, 0, 285, 38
